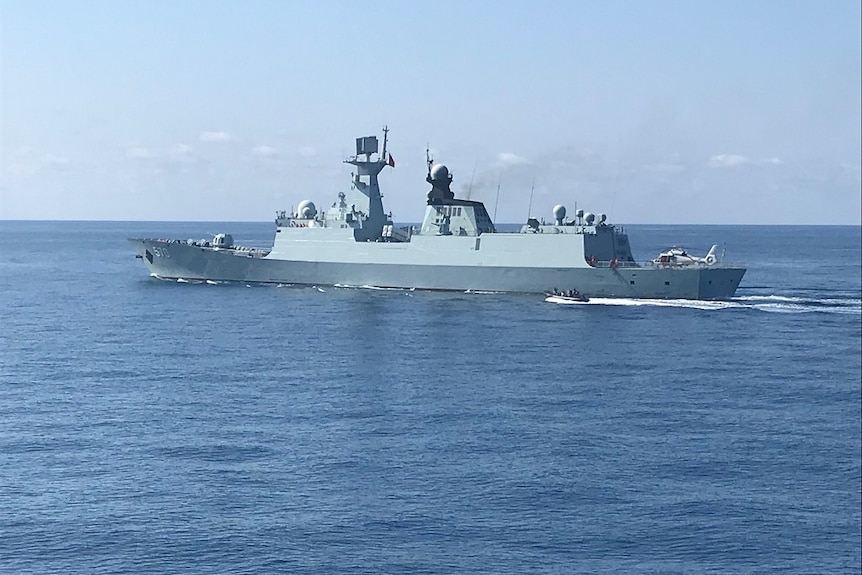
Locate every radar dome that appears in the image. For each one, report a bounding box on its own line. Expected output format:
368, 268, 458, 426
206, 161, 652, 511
297, 200, 317, 219
552, 204, 566, 225
430, 163, 450, 182
598, 213, 607, 224
584, 212, 595, 225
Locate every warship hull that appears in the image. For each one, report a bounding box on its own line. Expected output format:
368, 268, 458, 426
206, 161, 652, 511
129, 237, 745, 299
129, 129, 746, 300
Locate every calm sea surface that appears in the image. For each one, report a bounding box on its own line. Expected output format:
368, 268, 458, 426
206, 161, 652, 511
1, 221, 860, 574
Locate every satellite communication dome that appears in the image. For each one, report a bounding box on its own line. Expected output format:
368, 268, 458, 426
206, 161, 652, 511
430, 163, 450, 182
552, 205, 566, 225
297, 200, 317, 219
584, 212, 595, 225
598, 213, 607, 224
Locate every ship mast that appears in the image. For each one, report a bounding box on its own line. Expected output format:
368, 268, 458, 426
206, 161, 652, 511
344, 126, 392, 241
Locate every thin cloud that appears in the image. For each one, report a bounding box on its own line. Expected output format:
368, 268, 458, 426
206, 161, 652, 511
252, 145, 278, 157
708, 154, 783, 168
496, 152, 530, 166
168, 143, 195, 162
708, 154, 750, 168
298, 145, 317, 158
2, 149, 72, 177
199, 131, 233, 143
645, 161, 686, 174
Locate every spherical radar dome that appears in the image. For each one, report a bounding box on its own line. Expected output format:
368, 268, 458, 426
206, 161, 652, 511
552, 204, 566, 221
430, 163, 450, 181
297, 200, 317, 219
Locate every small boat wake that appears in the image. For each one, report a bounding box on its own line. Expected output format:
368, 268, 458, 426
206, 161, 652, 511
545, 293, 861, 314
732, 294, 861, 314
545, 296, 728, 310
150, 274, 218, 286
358, 285, 406, 291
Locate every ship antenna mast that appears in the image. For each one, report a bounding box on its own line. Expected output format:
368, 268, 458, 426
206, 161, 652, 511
382, 125, 389, 159
466, 160, 477, 200
526, 176, 536, 218
493, 174, 501, 221
426, 144, 432, 176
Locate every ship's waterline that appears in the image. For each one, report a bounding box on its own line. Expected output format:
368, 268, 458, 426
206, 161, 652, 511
130, 128, 746, 299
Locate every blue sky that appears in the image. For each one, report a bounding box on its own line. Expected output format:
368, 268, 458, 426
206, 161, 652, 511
1, 0, 860, 224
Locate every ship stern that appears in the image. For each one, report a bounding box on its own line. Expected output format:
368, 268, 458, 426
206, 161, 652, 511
697, 266, 746, 299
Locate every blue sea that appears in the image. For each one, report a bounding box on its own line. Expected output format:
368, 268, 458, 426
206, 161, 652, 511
1, 221, 860, 574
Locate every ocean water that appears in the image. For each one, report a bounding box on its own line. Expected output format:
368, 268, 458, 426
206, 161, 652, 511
1, 221, 859, 574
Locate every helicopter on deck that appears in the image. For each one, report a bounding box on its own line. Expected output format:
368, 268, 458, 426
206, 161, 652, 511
652, 244, 719, 267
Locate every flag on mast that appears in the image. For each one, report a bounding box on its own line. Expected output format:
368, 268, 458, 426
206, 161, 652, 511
388, 154, 395, 167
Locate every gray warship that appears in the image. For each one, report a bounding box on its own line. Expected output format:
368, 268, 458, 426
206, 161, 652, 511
129, 128, 746, 299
